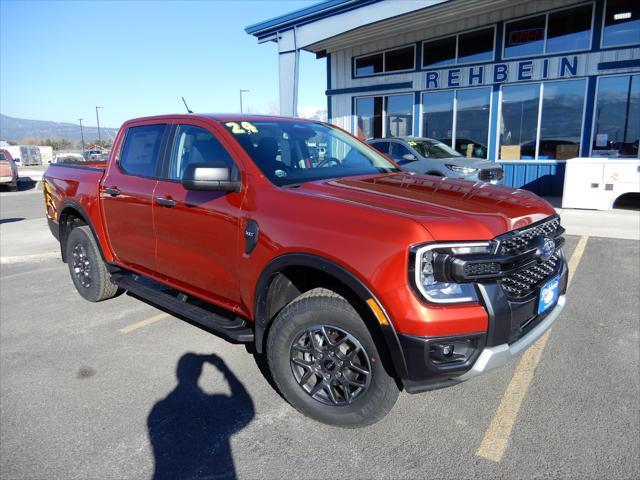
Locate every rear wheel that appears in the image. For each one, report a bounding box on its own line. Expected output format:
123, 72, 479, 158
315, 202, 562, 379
266, 288, 399, 428
65, 225, 118, 302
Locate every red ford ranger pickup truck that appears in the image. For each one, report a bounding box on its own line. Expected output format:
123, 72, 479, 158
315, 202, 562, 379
44, 114, 567, 427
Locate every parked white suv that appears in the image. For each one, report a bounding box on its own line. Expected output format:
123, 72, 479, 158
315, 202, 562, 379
368, 137, 504, 184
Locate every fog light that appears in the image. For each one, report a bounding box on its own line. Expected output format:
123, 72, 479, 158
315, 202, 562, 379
431, 343, 455, 361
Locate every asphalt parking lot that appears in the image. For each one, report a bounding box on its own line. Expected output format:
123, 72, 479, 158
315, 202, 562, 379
1, 192, 639, 479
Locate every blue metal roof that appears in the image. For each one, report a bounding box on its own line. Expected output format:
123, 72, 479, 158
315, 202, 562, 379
245, 0, 382, 39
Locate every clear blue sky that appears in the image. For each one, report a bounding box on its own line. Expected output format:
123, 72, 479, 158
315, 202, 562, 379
0, 0, 326, 128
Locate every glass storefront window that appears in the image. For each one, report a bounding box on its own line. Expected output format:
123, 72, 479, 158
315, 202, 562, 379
385, 46, 415, 72
499, 83, 540, 159
455, 88, 491, 158
422, 36, 456, 67
421, 91, 454, 144
592, 75, 640, 158
354, 54, 383, 76
504, 15, 546, 58
602, 0, 640, 47
355, 97, 382, 139
355, 47, 416, 77
385, 95, 413, 137
546, 4, 593, 53
458, 28, 494, 64
539, 80, 586, 160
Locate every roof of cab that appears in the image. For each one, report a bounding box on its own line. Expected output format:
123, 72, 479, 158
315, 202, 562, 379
122, 113, 322, 125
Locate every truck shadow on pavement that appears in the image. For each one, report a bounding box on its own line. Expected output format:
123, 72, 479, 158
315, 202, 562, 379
147, 352, 254, 480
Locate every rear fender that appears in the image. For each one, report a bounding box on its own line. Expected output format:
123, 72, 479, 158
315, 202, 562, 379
58, 200, 113, 264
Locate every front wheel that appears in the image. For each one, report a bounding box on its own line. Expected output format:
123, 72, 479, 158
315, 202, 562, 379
266, 288, 399, 428
65, 225, 118, 302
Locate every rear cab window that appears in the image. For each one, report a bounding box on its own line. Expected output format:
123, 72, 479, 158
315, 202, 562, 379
119, 124, 167, 178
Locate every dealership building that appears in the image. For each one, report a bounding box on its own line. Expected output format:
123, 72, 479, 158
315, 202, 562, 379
247, 0, 639, 198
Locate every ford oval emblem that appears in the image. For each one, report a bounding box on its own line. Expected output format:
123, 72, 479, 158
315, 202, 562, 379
537, 237, 555, 261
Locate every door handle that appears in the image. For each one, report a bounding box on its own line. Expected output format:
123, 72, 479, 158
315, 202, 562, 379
104, 187, 121, 196
156, 197, 177, 207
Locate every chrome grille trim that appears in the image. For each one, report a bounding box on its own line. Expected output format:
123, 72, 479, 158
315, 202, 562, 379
496, 216, 562, 256
499, 252, 560, 298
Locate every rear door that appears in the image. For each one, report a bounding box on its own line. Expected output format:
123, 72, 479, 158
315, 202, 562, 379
102, 123, 168, 274
152, 120, 245, 309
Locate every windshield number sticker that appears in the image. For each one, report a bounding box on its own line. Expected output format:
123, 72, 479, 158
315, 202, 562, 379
226, 122, 259, 135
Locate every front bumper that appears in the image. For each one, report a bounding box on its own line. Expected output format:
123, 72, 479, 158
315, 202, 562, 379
400, 253, 568, 394
465, 168, 504, 184
456, 295, 565, 381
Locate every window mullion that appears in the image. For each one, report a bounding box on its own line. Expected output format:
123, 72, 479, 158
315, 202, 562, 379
543, 12, 549, 54
535, 83, 544, 161
455, 34, 459, 64
382, 96, 387, 138
452, 92, 458, 147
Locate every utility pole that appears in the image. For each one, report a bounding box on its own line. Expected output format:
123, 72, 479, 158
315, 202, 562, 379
95, 106, 103, 144
239, 89, 250, 113
78, 118, 85, 152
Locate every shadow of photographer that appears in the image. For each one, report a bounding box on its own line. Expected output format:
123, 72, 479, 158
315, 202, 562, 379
147, 353, 254, 480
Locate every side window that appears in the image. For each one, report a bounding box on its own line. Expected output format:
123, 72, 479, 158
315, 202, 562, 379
119, 124, 166, 177
371, 141, 389, 154
390, 142, 412, 161
168, 125, 236, 181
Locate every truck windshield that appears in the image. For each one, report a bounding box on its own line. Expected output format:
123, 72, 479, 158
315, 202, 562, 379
221, 119, 399, 186
408, 139, 463, 159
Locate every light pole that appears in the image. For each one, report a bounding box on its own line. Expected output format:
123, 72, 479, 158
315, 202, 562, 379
239, 89, 250, 113
78, 118, 85, 152
95, 106, 103, 145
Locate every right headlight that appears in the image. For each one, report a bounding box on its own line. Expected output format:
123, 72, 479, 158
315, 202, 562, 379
413, 242, 491, 303
445, 164, 478, 175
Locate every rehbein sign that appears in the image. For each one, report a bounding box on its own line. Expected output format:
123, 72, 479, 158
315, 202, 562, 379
425, 54, 580, 90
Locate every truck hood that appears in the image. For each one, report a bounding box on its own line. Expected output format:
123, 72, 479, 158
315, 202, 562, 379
298, 172, 556, 241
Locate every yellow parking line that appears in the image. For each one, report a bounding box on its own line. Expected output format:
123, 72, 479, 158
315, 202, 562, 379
475, 235, 589, 463
119, 313, 170, 334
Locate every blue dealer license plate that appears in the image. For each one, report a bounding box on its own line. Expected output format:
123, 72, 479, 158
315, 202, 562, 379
537, 275, 560, 314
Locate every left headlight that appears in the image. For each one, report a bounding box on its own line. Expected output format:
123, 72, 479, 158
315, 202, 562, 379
413, 243, 491, 303
445, 164, 478, 175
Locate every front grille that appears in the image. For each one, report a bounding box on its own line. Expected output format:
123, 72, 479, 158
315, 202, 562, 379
498, 216, 562, 255
478, 168, 504, 182
500, 253, 560, 298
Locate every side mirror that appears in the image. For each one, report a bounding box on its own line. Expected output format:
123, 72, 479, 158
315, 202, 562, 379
181, 163, 241, 192
402, 153, 417, 162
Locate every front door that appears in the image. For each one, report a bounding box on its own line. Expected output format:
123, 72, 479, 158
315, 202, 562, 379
101, 123, 168, 274
153, 122, 244, 309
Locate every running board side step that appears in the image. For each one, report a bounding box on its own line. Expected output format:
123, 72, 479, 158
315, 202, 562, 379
110, 273, 254, 342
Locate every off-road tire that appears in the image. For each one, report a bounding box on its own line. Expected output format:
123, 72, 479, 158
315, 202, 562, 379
266, 288, 399, 428
66, 225, 118, 302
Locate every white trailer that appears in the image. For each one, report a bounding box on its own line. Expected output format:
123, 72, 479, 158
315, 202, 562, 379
562, 158, 640, 210
37, 146, 53, 164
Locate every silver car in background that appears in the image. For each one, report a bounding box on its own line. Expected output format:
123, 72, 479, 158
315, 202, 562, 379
368, 137, 504, 184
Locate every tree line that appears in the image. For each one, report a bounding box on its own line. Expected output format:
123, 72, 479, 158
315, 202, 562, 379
4, 137, 114, 150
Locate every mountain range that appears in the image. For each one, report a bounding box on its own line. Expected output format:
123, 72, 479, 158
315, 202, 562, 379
0, 114, 119, 142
